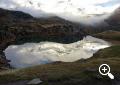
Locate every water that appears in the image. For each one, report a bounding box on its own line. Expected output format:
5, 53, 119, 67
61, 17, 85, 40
4, 36, 110, 68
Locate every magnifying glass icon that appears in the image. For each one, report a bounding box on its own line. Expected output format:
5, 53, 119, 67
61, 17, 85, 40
99, 64, 114, 79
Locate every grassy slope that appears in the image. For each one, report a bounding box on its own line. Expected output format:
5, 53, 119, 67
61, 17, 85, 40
93, 30, 120, 45
0, 45, 120, 85
0, 30, 120, 85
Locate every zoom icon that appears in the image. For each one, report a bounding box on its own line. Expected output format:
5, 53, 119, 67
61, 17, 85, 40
99, 64, 114, 79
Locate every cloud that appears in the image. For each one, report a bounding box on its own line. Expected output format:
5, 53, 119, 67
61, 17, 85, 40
0, 0, 119, 24
4, 36, 110, 68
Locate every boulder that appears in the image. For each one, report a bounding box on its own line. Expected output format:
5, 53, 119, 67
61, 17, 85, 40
27, 78, 42, 85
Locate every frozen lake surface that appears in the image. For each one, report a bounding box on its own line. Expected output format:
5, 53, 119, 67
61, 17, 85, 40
4, 36, 110, 68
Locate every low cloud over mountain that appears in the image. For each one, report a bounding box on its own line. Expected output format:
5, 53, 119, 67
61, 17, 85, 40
0, 0, 119, 24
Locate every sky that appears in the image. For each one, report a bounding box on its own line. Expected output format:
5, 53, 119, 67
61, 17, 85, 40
0, 0, 120, 24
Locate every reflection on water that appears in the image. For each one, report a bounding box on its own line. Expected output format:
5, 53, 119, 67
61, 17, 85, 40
4, 36, 110, 68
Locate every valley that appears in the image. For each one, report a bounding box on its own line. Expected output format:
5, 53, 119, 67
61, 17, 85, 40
0, 6, 120, 85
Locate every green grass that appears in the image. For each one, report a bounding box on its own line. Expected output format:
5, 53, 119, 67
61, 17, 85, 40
93, 30, 120, 41
91, 45, 120, 59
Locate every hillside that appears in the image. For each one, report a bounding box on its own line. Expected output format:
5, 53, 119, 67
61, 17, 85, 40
105, 7, 120, 31
93, 30, 120, 45
0, 8, 33, 21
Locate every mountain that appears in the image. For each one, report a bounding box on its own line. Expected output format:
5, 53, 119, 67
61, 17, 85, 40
0, 8, 33, 22
107, 7, 120, 25
105, 7, 120, 31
